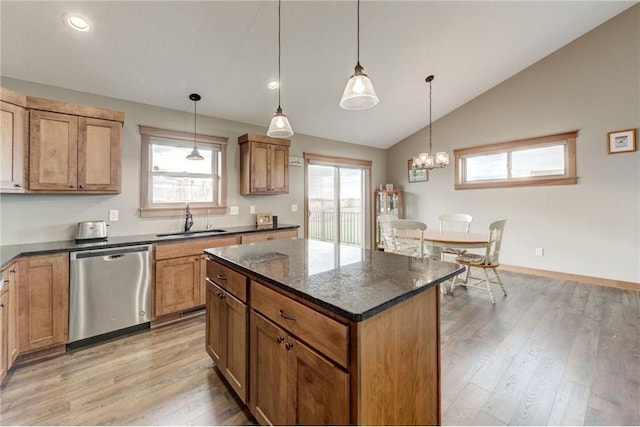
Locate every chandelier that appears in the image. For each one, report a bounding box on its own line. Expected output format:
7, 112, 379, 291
413, 75, 449, 170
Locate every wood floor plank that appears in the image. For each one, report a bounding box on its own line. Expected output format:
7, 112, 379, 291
546, 380, 590, 426
442, 382, 492, 425
1, 270, 638, 426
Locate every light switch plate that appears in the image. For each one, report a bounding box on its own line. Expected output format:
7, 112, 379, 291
535, 248, 544, 256
109, 210, 119, 221
291, 204, 298, 212
230, 206, 239, 215
250, 206, 256, 214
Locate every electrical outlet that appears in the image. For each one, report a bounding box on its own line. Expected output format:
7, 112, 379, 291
250, 205, 256, 214
535, 248, 544, 256
230, 206, 239, 215
291, 204, 298, 212
109, 210, 119, 221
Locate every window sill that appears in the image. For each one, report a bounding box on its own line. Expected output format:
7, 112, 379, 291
140, 206, 227, 218
455, 177, 577, 190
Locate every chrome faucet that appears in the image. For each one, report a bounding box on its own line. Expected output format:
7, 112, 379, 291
206, 209, 214, 230
184, 202, 194, 232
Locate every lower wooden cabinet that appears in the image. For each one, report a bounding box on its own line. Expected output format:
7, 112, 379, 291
5, 264, 19, 370
154, 236, 241, 319
155, 255, 201, 317
206, 280, 248, 403
18, 253, 69, 354
0, 286, 8, 383
249, 311, 349, 425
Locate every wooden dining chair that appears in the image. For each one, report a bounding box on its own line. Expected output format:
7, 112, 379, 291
377, 214, 396, 252
389, 219, 427, 258
438, 213, 473, 260
451, 219, 507, 303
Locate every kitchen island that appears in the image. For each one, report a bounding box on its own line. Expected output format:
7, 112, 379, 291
205, 238, 464, 425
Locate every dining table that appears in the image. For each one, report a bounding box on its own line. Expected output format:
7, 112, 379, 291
422, 230, 492, 294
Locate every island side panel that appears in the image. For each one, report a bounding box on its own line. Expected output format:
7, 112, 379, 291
355, 286, 440, 425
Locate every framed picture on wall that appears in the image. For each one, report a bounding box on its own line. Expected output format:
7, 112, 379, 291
408, 159, 428, 182
607, 128, 637, 154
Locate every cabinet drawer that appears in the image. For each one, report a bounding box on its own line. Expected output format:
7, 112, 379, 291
207, 259, 247, 302
251, 281, 348, 367
156, 236, 240, 260
240, 229, 297, 244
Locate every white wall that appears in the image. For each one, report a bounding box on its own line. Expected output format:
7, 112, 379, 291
387, 6, 639, 283
0, 79, 387, 247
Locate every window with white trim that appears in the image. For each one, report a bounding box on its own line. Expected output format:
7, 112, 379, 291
139, 126, 227, 217
454, 131, 577, 190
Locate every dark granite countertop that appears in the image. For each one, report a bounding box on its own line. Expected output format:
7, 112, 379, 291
0, 224, 299, 269
205, 238, 464, 322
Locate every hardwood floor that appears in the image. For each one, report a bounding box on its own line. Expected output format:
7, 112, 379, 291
0, 317, 255, 426
1, 270, 638, 425
440, 272, 640, 426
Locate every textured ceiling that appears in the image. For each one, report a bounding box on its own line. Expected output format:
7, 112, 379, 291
1, 1, 635, 148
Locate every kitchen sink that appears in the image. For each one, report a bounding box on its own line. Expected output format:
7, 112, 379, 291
157, 229, 226, 237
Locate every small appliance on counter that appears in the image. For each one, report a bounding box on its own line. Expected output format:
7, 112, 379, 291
75, 220, 108, 243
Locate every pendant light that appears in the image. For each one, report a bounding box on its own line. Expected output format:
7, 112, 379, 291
186, 93, 204, 161
267, 0, 294, 138
340, 0, 378, 110
413, 75, 449, 170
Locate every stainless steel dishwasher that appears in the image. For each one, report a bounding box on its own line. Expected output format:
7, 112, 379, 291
69, 244, 152, 345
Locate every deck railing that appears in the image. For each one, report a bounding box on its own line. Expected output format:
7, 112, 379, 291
308, 211, 362, 245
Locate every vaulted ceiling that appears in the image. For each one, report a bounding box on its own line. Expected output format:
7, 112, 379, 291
1, 1, 635, 148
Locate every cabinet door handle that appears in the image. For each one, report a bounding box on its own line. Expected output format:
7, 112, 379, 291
79, 184, 84, 189
13, 183, 21, 188
216, 274, 227, 281
285, 342, 293, 350
3, 280, 8, 284
276, 336, 284, 344
0, 303, 4, 308
279, 309, 296, 321
69, 185, 75, 188
9, 269, 15, 273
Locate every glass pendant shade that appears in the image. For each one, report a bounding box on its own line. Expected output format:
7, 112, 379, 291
436, 152, 450, 166
340, 63, 378, 110
267, 106, 294, 138
186, 146, 204, 160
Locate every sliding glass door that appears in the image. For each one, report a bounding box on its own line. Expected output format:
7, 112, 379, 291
305, 155, 370, 249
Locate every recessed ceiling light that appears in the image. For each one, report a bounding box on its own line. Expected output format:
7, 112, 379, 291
63, 13, 90, 32
268, 81, 279, 90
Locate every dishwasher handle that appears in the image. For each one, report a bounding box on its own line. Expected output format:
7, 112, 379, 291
71, 244, 152, 260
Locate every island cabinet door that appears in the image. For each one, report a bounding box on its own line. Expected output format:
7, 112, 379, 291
220, 286, 248, 403
206, 281, 224, 366
250, 311, 288, 426
286, 337, 349, 425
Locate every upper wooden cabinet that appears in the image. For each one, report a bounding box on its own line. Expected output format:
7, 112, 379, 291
27, 96, 123, 193
0, 88, 27, 193
239, 133, 290, 195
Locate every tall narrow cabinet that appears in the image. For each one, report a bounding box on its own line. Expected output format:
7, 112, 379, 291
374, 188, 404, 249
